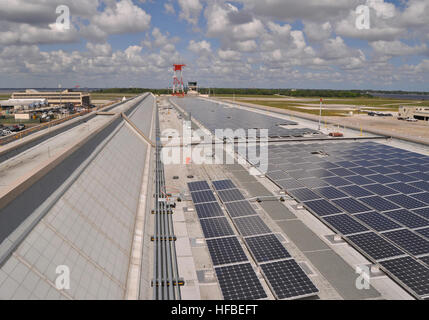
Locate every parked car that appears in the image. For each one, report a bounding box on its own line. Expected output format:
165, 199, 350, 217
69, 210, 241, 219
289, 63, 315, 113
406, 117, 418, 122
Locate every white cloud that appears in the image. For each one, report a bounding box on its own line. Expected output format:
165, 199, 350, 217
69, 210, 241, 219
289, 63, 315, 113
188, 40, 212, 55
91, 0, 151, 36
178, 0, 203, 25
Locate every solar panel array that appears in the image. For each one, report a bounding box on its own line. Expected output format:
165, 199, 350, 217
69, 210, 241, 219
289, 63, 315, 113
212, 179, 319, 300
177, 97, 429, 299
187, 180, 267, 300
174, 97, 323, 138
262, 141, 429, 299
188, 179, 319, 300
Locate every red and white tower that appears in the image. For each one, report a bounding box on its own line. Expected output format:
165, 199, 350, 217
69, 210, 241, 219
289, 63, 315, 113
172, 64, 186, 97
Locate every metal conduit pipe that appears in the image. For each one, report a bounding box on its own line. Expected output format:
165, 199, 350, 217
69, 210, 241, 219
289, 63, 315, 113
152, 106, 182, 300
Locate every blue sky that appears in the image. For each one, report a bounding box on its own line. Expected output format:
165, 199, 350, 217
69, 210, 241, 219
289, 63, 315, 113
0, 0, 428, 90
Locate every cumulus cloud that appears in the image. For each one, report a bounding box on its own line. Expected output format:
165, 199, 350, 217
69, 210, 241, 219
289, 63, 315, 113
178, 0, 203, 25
0, 0, 428, 89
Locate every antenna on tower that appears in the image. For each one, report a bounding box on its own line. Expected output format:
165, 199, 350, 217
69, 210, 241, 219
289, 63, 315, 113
172, 64, 186, 97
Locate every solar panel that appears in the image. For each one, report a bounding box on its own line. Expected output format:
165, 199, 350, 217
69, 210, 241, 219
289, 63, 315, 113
384, 209, 429, 229
346, 175, 376, 186
385, 194, 427, 210
347, 232, 406, 261
369, 166, 397, 175
410, 181, 429, 192
260, 260, 319, 300
244, 234, 291, 263
288, 170, 314, 179
307, 169, 335, 178
276, 179, 304, 190
383, 229, 429, 256
304, 199, 343, 217
371, 159, 397, 167
225, 201, 258, 218
298, 177, 330, 188
322, 176, 353, 187
416, 228, 429, 240
379, 257, 429, 299
215, 263, 267, 300
217, 189, 246, 203
354, 211, 402, 232
340, 185, 374, 198
329, 168, 355, 177
194, 202, 224, 219
386, 182, 423, 195
387, 165, 417, 174
353, 160, 376, 167
191, 190, 217, 204
411, 192, 429, 205
359, 195, 400, 212
386, 173, 420, 183
349, 167, 376, 176
413, 207, 429, 220
365, 174, 397, 184
206, 237, 249, 266
212, 179, 236, 191
420, 256, 429, 267
314, 186, 348, 200
323, 214, 369, 235
200, 217, 235, 239
266, 170, 291, 181
234, 216, 272, 237
188, 181, 211, 192
288, 188, 322, 202
363, 184, 398, 196
318, 161, 340, 169
332, 198, 372, 214
334, 161, 359, 169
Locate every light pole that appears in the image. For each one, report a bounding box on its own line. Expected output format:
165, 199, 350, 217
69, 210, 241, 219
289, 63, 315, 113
318, 98, 323, 131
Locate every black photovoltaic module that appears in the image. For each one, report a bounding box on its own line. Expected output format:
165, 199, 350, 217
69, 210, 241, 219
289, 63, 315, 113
304, 199, 343, 216
380, 257, 429, 299
234, 215, 272, 237
244, 234, 291, 263
200, 217, 235, 239
354, 211, 401, 232
260, 260, 319, 300
187, 181, 211, 192
383, 229, 429, 256
217, 189, 246, 203
346, 232, 405, 261
332, 197, 372, 214
194, 202, 224, 219
224, 200, 258, 218
206, 237, 248, 266
323, 214, 369, 235
212, 179, 236, 191
191, 190, 217, 204
215, 263, 267, 300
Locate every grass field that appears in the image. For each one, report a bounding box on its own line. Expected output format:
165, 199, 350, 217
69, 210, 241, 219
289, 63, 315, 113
239, 100, 351, 117
216, 94, 285, 99
234, 97, 429, 117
